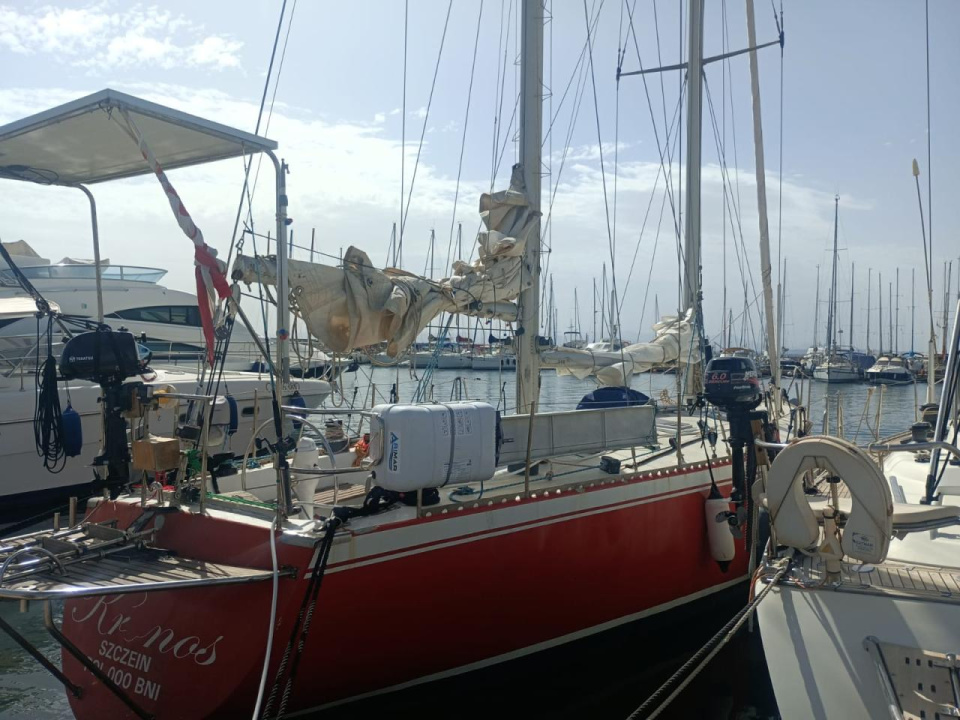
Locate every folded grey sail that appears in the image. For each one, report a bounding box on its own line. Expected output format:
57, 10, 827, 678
232, 164, 539, 359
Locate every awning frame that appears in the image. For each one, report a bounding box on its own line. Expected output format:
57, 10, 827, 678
0, 89, 289, 340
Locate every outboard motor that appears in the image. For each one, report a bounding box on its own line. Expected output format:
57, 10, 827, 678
702, 355, 772, 569
60, 330, 144, 490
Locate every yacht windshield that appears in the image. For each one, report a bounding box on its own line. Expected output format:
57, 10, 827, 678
1, 265, 166, 283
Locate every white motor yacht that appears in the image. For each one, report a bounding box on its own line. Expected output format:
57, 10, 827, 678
0, 240, 268, 372
864, 354, 914, 384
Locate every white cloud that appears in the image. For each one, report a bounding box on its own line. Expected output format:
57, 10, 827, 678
373, 112, 385, 124
0, 4, 243, 71
0, 83, 887, 351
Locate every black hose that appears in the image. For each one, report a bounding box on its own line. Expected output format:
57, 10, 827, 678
34, 323, 66, 473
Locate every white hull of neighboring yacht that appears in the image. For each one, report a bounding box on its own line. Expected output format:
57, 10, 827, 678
0, 368, 331, 503
409, 352, 473, 370
757, 432, 960, 720
757, 571, 960, 720
472, 355, 517, 371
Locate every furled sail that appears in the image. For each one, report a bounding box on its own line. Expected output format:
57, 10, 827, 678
232, 164, 539, 358
540, 310, 701, 386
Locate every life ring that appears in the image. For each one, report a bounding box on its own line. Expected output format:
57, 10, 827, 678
766, 436, 893, 564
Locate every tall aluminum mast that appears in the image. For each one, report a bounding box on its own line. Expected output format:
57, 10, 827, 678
746, 0, 781, 395
680, 0, 705, 401
515, 0, 543, 414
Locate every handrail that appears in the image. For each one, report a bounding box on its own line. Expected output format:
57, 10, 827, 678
755, 439, 787, 450
867, 440, 960, 462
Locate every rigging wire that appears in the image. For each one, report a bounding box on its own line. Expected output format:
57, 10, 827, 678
703, 74, 764, 349
618, 79, 686, 317
398, 1, 409, 266
399, 0, 454, 242
445, 1, 484, 273
491, 0, 514, 189
245, 0, 299, 229
538, 0, 601, 286
583, 0, 628, 372
721, 0, 729, 347
622, 1, 684, 253
226, 0, 288, 266
649, 0, 681, 239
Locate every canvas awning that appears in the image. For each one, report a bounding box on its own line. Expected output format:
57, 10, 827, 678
0, 88, 276, 186
0, 296, 60, 320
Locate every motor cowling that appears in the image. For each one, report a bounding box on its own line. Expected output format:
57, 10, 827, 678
60, 330, 142, 384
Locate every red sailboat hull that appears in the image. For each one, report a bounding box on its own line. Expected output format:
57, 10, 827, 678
62, 461, 746, 718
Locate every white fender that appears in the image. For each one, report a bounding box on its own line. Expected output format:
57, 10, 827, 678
767, 436, 893, 564
292, 437, 320, 516
705, 496, 736, 565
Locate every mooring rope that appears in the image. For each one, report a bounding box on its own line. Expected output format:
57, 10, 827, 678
625, 557, 792, 720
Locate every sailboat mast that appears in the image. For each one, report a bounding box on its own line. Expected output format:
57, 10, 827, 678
944, 261, 953, 358
745, 0, 781, 391
867, 267, 872, 355
515, 0, 543, 414
592, 278, 596, 344
574, 287, 580, 338
879, 272, 883, 354
827, 196, 840, 354
849, 263, 855, 352
888, 282, 893, 355
609, 288, 617, 342
911, 267, 916, 353
813, 265, 820, 350
681, 0, 705, 400
895, 268, 900, 354
549, 275, 555, 343
601, 264, 607, 340
782, 260, 788, 349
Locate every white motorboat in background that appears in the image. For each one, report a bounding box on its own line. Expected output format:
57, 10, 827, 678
865, 354, 914, 384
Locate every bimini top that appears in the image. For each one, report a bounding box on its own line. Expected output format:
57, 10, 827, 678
0, 88, 277, 186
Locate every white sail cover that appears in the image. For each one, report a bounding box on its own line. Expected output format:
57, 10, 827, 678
233, 164, 539, 357
540, 310, 701, 387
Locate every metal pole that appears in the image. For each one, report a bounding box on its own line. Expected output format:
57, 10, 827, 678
927, 297, 960, 502
867, 268, 872, 355
681, 0, 705, 402
515, 0, 543, 415
682, 0, 704, 313
74, 185, 104, 323
266, 150, 290, 384
912, 267, 916, 353
813, 265, 820, 351
849, 263, 855, 352
879, 271, 883, 355
895, 268, 900, 355
828, 196, 839, 354
745, 0, 781, 397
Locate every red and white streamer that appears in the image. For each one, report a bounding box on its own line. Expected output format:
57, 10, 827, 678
116, 109, 231, 367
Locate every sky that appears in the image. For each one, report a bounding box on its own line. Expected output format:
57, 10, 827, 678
1, 0, 958, 355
